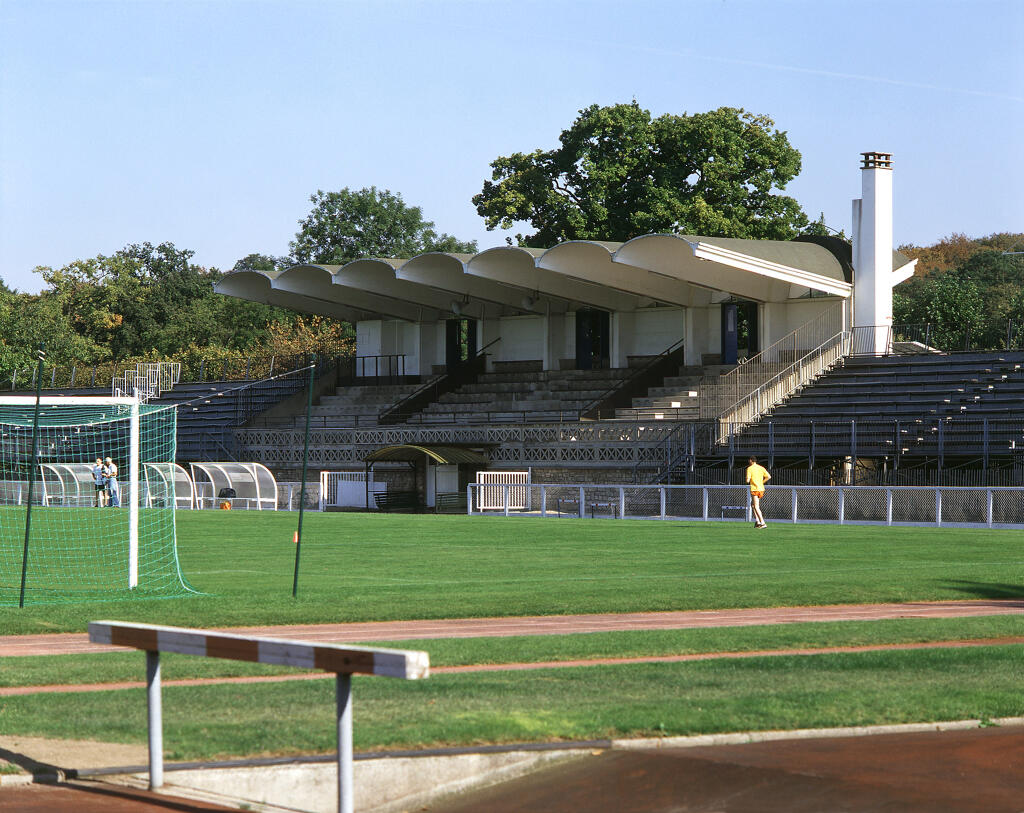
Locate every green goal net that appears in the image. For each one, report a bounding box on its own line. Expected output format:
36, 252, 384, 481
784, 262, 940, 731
0, 396, 194, 605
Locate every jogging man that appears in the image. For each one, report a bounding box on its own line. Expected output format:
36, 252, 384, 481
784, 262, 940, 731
745, 455, 770, 529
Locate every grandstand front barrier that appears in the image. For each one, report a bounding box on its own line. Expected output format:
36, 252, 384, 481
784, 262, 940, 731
89, 620, 428, 813
467, 483, 1024, 527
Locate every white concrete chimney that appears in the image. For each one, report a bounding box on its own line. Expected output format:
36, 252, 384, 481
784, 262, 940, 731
852, 151, 894, 354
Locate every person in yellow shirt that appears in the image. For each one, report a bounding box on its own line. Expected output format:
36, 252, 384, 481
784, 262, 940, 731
745, 456, 771, 529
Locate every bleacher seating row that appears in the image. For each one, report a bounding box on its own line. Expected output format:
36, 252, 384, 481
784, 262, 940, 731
726, 352, 1024, 459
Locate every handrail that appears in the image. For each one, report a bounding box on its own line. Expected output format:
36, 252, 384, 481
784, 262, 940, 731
700, 303, 844, 419
715, 330, 850, 443
580, 339, 685, 420
377, 338, 500, 425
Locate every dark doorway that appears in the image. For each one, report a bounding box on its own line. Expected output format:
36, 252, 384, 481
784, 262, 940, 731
721, 303, 738, 365
739, 301, 759, 358
445, 318, 478, 370
721, 301, 760, 363
575, 309, 610, 370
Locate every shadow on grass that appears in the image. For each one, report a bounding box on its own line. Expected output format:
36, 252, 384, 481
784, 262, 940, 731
940, 580, 1024, 600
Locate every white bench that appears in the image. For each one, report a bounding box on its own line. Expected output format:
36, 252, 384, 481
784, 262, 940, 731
89, 621, 429, 813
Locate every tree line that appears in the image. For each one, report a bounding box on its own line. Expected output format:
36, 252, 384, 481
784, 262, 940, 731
2, 101, 1018, 383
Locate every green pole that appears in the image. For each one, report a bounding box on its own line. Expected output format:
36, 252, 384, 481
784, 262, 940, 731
19, 345, 46, 608
292, 356, 316, 598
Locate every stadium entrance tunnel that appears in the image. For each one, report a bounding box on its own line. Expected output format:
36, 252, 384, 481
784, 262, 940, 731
363, 445, 488, 512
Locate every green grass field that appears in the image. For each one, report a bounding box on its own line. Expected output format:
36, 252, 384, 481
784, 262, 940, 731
2, 511, 1023, 634
0, 511, 1021, 760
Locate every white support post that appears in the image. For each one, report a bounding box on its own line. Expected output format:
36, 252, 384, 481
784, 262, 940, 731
660, 487, 666, 520
886, 489, 893, 526
578, 486, 585, 518
618, 487, 625, 520
146, 650, 163, 790
337, 674, 354, 813
838, 487, 845, 525
702, 488, 708, 521
935, 489, 942, 527
987, 489, 993, 528
129, 398, 140, 589
466, 484, 473, 515
791, 488, 798, 523
541, 485, 547, 517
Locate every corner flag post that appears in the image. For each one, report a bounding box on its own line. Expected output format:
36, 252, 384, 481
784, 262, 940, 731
18, 345, 45, 608
292, 355, 316, 598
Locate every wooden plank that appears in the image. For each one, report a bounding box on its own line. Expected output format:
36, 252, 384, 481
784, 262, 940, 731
88, 621, 429, 679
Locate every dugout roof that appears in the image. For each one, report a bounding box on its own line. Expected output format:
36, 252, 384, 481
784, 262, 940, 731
364, 445, 488, 465
216, 235, 913, 321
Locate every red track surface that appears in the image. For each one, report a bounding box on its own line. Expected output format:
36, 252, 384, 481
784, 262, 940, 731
3, 598, 1022, 658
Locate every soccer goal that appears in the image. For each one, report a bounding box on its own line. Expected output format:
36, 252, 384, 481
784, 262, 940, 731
0, 396, 193, 605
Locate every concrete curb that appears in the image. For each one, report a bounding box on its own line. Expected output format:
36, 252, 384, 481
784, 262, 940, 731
612, 716, 1024, 750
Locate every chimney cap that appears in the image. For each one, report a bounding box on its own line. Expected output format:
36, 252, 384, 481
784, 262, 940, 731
861, 152, 893, 170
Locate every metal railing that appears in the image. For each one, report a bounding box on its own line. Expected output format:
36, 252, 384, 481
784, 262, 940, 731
377, 338, 500, 425
581, 340, 685, 419
699, 303, 845, 420
712, 331, 850, 444
850, 322, 1024, 356
467, 482, 1024, 528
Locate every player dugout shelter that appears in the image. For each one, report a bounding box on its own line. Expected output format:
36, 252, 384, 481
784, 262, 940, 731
216, 234, 913, 374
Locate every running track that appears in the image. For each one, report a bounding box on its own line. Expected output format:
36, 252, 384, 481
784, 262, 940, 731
2, 598, 1021, 659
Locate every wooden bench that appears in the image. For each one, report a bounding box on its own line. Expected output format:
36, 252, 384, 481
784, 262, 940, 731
556, 498, 620, 518
374, 491, 419, 512
435, 492, 467, 514
89, 621, 428, 813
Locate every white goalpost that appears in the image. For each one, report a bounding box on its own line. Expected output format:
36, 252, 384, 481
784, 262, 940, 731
0, 395, 192, 604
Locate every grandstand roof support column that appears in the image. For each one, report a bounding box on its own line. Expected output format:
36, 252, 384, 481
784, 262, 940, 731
852, 151, 894, 355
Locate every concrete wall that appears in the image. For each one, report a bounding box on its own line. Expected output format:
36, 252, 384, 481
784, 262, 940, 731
355, 297, 845, 374
498, 316, 544, 363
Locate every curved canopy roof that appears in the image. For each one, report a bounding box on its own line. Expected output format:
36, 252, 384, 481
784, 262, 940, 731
216, 234, 909, 322
364, 444, 488, 464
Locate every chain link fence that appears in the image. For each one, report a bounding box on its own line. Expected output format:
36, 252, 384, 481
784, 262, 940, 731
467, 483, 1024, 528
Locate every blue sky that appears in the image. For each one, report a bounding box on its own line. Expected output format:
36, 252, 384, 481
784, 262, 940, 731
1, 0, 1021, 293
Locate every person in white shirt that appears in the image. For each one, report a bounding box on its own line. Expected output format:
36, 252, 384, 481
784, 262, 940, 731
104, 457, 120, 507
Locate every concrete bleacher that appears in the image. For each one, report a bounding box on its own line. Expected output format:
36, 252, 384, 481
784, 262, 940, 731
411, 367, 631, 424
729, 352, 1024, 458
309, 381, 428, 426
616, 364, 738, 420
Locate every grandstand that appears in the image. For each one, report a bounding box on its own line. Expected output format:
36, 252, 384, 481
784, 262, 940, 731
14, 152, 1023, 503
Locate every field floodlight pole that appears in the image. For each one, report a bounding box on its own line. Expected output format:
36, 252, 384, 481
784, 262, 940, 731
292, 356, 316, 599
18, 344, 46, 608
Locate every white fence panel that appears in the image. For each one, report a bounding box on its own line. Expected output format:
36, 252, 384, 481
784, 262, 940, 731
476, 471, 531, 511
467, 483, 1024, 528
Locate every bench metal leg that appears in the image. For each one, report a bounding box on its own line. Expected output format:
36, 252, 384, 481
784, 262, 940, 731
146, 650, 163, 790
337, 673, 354, 813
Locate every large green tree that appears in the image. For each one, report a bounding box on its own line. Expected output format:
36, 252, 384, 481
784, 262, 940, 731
473, 102, 811, 246
290, 187, 477, 264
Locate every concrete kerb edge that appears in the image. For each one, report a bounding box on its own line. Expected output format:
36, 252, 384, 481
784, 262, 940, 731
612, 716, 1024, 751
55, 715, 1024, 783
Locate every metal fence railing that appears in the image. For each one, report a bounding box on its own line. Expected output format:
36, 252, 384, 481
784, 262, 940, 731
700, 303, 845, 420
467, 483, 1024, 528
